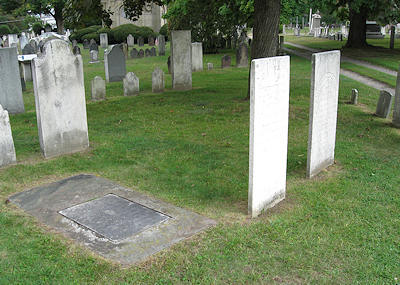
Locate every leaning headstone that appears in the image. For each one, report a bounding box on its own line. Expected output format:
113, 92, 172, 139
90, 50, 99, 63
167, 56, 171, 74
104, 44, 126, 82
138, 49, 144, 58
191, 42, 203, 72
351, 89, 358, 105
89, 39, 98, 51
83, 39, 90, 49
171, 30, 192, 90
221, 55, 231, 68
207, 63, 213, 70
152, 67, 165, 93
375, 90, 394, 118
100, 33, 108, 49
150, 47, 157, 56
248, 56, 290, 218
138, 37, 144, 46
32, 40, 89, 158
148, 36, 155, 46
73, 46, 81, 55
307, 50, 341, 178
393, 66, 400, 127
91, 76, 106, 101
0, 105, 17, 167
236, 43, 248, 68
145, 49, 151, 57
127, 34, 134, 47
158, 35, 165, 56
123, 72, 139, 96
0, 47, 24, 114
22, 43, 35, 55
130, 48, 139, 59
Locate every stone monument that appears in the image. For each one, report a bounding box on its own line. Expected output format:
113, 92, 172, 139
152, 67, 165, 93
123, 72, 139, 96
91, 76, 106, 101
191, 42, 203, 72
104, 45, 126, 82
171, 30, 192, 90
0, 105, 17, 168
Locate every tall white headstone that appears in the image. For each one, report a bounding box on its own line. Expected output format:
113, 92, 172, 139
171, 30, 192, 90
307, 50, 341, 178
32, 40, 89, 158
249, 56, 290, 218
191, 42, 203, 72
0, 105, 17, 167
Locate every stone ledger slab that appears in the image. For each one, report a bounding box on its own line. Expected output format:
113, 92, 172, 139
9, 174, 216, 265
249, 56, 290, 218
307, 50, 341, 178
171, 30, 192, 90
0, 105, 17, 167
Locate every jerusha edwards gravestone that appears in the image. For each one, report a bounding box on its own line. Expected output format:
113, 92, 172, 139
104, 44, 126, 83
0, 104, 17, 168
171, 30, 192, 90
32, 40, 89, 158
248, 56, 290, 218
307, 50, 341, 178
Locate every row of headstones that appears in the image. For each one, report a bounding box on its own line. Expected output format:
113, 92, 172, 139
97, 33, 166, 51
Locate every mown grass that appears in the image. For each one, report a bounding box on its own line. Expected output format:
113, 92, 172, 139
0, 43, 399, 284
341, 62, 397, 88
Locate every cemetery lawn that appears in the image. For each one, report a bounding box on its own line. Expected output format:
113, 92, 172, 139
1, 46, 399, 284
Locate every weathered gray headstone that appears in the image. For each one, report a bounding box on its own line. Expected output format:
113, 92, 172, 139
351, 89, 358, 105
148, 36, 155, 46
100, 33, 108, 49
152, 67, 165, 93
171, 30, 192, 91
150, 47, 157, 56
307, 50, 341, 178
138, 37, 144, 46
83, 39, 90, 49
138, 49, 144, 58
73, 46, 81, 55
123, 72, 139, 96
89, 39, 98, 51
22, 43, 35, 55
91, 76, 106, 101
127, 34, 134, 47
207, 63, 213, 70
221, 55, 231, 68
375, 90, 393, 118
0, 47, 24, 114
393, 65, 400, 127
130, 48, 139, 59
145, 49, 151, 57
90, 50, 99, 63
191, 42, 203, 72
104, 44, 126, 83
249, 56, 290, 218
20, 33, 28, 50
32, 40, 89, 158
29, 39, 38, 52
236, 43, 248, 68
0, 105, 17, 167
158, 35, 165, 56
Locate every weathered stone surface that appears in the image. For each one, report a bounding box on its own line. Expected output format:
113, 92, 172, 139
123, 72, 139, 96
207, 63, 213, 70
104, 45, 126, 82
393, 65, 400, 127
249, 56, 290, 218
100, 33, 108, 49
138, 49, 144, 58
191, 42, 203, 72
145, 49, 151, 57
351, 89, 358, 105
83, 39, 89, 49
152, 67, 165, 93
171, 30, 192, 90
89, 39, 98, 51
158, 35, 165, 56
73, 46, 81, 55
150, 47, 157, 56
22, 43, 35, 55
376, 90, 393, 118
307, 50, 341, 178
29, 39, 38, 52
148, 36, 155, 46
122, 43, 128, 60
130, 48, 139, 59
89, 50, 99, 63
0, 47, 24, 114
20, 61, 33, 82
236, 44, 248, 68
20, 33, 28, 50
138, 37, 144, 46
91, 76, 106, 101
221, 55, 231, 68
0, 105, 17, 167
127, 34, 134, 47
32, 40, 89, 158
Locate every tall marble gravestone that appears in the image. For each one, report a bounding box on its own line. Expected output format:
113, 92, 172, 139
123, 72, 139, 96
32, 40, 89, 158
100, 33, 108, 49
20, 33, 28, 50
104, 45, 126, 83
307, 50, 341, 178
127, 34, 134, 47
0, 47, 25, 114
158, 35, 166, 56
393, 66, 400, 127
236, 43, 248, 68
375, 90, 393, 118
191, 42, 203, 72
171, 30, 192, 91
249, 56, 290, 218
152, 67, 165, 93
0, 105, 17, 168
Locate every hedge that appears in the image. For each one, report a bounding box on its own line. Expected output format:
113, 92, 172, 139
110, 24, 157, 43
70, 25, 101, 42
0, 25, 11, 36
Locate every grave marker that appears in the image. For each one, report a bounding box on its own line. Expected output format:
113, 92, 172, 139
90, 50, 99, 63
351, 89, 358, 105
138, 49, 144, 58
158, 35, 166, 56
104, 44, 126, 82
130, 48, 139, 59
0, 105, 17, 167
191, 42, 203, 72
123, 72, 139, 96
100, 33, 108, 48
83, 39, 89, 49
171, 30, 192, 90
221, 55, 231, 68
152, 67, 165, 93
236, 43, 248, 68
91, 76, 106, 101
127, 34, 134, 47
207, 63, 213, 70
89, 39, 98, 51
375, 90, 393, 118
138, 37, 144, 46
148, 36, 155, 46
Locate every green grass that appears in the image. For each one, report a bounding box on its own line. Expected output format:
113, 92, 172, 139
341, 62, 397, 88
0, 43, 399, 283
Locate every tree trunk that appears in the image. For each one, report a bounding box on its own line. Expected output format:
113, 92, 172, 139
54, 7, 64, 34
345, 6, 368, 48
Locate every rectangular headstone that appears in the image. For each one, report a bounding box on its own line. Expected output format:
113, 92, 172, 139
104, 45, 126, 82
0, 47, 24, 114
249, 56, 290, 218
127, 34, 134, 47
158, 35, 165, 56
171, 30, 192, 91
0, 105, 17, 167
152, 67, 165, 93
376, 90, 393, 118
191, 42, 203, 72
393, 65, 400, 127
100, 33, 108, 49
236, 43, 249, 68
32, 40, 89, 158
91, 76, 106, 101
307, 50, 341, 178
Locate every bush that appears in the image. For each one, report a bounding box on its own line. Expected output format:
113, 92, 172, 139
32, 22, 43, 35
11, 25, 20, 34
0, 25, 11, 36
111, 24, 157, 43
159, 24, 168, 37
82, 32, 99, 43
70, 25, 101, 42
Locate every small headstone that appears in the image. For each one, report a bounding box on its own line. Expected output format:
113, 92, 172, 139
32, 40, 89, 158
307, 50, 341, 178
150, 47, 157, 56
236, 43, 248, 68
73, 46, 81, 55
122, 43, 128, 60
152, 67, 165, 93
393, 66, 400, 127
90, 50, 100, 63
221, 55, 231, 68
123, 72, 139, 96
104, 44, 126, 82
167, 56, 171, 74
91, 76, 106, 101
100, 33, 108, 49
207, 63, 213, 70
351, 89, 358, 105
138, 37, 144, 46
158, 35, 166, 56
171, 30, 192, 90
138, 49, 144, 58
127, 34, 134, 47
130, 48, 139, 59
191, 42, 203, 72
89, 39, 98, 51
0, 105, 17, 167
83, 39, 90, 49
22, 43, 35, 55
145, 49, 151, 57
29, 39, 38, 52
375, 90, 394, 118
148, 36, 155, 46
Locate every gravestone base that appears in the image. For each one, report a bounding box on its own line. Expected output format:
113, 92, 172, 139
9, 175, 216, 265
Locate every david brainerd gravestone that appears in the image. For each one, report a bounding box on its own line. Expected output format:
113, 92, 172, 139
375, 90, 393, 118
171, 30, 192, 90
32, 40, 89, 158
158, 35, 166, 56
191, 42, 203, 72
152, 67, 165, 93
249, 56, 290, 218
91, 76, 106, 101
100, 33, 108, 48
124, 72, 139, 96
307, 50, 341, 178
0, 47, 25, 114
0, 104, 17, 167
393, 66, 400, 127
104, 45, 126, 83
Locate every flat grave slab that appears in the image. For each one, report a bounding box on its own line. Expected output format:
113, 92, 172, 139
9, 174, 216, 265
